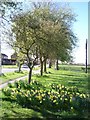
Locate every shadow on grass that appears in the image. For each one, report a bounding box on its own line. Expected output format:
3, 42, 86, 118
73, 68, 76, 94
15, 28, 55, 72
1, 118, 89, 120
1, 96, 89, 120
1, 73, 89, 119
58, 67, 83, 72
1, 97, 16, 102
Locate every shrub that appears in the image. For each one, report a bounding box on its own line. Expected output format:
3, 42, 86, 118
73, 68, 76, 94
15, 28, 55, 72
8, 83, 13, 88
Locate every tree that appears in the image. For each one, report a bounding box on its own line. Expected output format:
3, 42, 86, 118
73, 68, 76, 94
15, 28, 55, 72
29, 2, 77, 73
51, 5, 77, 70
13, 52, 26, 72
17, 52, 26, 72
11, 13, 39, 83
10, 2, 77, 83
0, 1, 21, 75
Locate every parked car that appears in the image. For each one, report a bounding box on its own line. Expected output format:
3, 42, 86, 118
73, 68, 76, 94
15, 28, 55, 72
22, 64, 28, 68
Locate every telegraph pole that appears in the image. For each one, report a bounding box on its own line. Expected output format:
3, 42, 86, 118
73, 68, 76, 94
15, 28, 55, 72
0, 38, 2, 75
85, 39, 87, 73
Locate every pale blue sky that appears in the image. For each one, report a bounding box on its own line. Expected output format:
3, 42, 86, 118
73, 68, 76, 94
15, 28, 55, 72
69, 2, 88, 64
1, 2, 88, 64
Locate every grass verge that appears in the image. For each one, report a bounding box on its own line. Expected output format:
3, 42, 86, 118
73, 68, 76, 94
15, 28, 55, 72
0, 71, 28, 85
32, 68, 88, 93
0, 65, 89, 119
2, 65, 18, 69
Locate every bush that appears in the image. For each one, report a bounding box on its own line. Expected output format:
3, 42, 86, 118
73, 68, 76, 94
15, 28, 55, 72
8, 83, 13, 88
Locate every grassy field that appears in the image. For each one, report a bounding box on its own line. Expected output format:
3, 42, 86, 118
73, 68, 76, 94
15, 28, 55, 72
2, 65, 18, 68
0, 65, 89, 119
0, 71, 28, 84
32, 68, 88, 93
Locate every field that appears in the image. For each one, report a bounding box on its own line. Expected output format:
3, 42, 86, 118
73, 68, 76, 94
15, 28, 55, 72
0, 64, 89, 119
33, 68, 88, 93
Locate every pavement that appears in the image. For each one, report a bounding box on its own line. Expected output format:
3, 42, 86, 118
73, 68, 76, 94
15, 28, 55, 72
0, 69, 40, 89
0, 75, 28, 89
2, 68, 29, 73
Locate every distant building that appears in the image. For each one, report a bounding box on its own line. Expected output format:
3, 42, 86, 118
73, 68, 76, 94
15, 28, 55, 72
1, 53, 8, 65
1, 53, 16, 65
1, 53, 8, 59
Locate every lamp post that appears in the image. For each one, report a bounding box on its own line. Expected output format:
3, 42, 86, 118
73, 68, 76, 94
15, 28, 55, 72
85, 39, 87, 73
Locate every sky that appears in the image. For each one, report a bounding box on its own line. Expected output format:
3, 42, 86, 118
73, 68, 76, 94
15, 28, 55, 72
69, 2, 88, 64
1, 1, 88, 64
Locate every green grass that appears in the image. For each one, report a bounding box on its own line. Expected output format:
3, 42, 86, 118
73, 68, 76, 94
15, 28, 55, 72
0, 98, 43, 119
0, 71, 28, 85
32, 68, 88, 93
33, 65, 40, 70
59, 64, 85, 71
0, 91, 43, 119
2, 65, 18, 68
0, 103, 43, 119
0, 100, 87, 119
0, 65, 89, 119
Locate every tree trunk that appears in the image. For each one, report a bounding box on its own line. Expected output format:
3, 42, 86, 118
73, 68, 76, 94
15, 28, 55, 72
18, 63, 21, 72
55, 59, 59, 70
44, 59, 47, 73
48, 59, 52, 68
40, 60, 43, 76
28, 68, 32, 84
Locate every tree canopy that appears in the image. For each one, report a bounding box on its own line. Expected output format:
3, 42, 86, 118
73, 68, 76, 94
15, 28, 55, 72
7, 2, 77, 83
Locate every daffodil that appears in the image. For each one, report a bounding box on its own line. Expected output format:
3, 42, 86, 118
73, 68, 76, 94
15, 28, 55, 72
36, 95, 42, 100
71, 107, 73, 110
40, 101, 42, 103
48, 92, 50, 95
53, 100, 56, 103
50, 95, 53, 100
60, 98, 62, 100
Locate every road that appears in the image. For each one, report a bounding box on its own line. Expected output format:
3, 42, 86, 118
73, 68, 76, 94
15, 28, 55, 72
2, 68, 29, 74
2, 65, 39, 73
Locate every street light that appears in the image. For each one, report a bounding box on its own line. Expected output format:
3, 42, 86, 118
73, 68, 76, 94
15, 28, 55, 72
85, 39, 87, 73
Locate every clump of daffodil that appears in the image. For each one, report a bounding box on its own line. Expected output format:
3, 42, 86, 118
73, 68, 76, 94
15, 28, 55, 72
2, 80, 89, 112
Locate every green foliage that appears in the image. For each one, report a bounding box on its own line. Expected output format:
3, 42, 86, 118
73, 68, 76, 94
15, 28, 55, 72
10, 2, 77, 77
2, 80, 89, 114
8, 83, 13, 88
